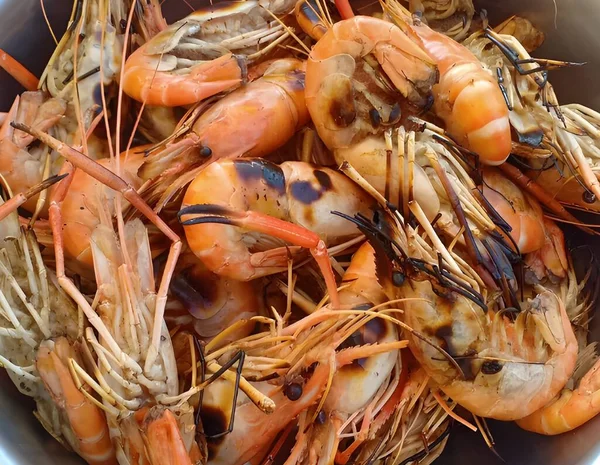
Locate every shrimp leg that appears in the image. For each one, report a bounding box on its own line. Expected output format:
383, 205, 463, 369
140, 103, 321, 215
0, 173, 67, 221
10, 122, 182, 372
0, 48, 39, 91
179, 205, 340, 308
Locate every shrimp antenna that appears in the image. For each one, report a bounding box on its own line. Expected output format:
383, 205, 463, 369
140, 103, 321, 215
332, 210, 487, 310
483, 28, 585, 77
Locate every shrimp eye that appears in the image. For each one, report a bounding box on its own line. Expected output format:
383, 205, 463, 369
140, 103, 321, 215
316, 410, 327, 424
284, 383, 303, 401
388, 102, 402, 125
369, 109, 381, 129
199, 146, 213, 158
583, 190, 596, 204
481, 360, 503, 375
392, 271, 405, 287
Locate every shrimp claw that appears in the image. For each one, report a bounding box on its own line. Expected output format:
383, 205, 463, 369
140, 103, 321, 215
179, 204, 341, 308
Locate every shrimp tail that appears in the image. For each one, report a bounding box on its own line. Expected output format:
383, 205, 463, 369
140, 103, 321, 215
517, 344, 600, 435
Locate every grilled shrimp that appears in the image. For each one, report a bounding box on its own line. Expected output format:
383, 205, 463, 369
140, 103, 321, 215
0, 0, 127, 216
482, 167, 568, 281
381, 0, 511, 165
310, 242, 402, 465
354, 205, 578, 421
197, 272, 407, 465
70, 206, 200, 464
304, 14, 437, 152
138, 58, 309, 212
178, 158, 374, 307
0, 195, 115, 465
122, 0, 298, 106
515, 267, 600, 435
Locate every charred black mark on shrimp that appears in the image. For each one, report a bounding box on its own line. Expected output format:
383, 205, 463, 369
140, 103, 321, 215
338, 318, 389, 369
481, 360, 503, 375
434, 325, 475, 380
234, 159, 286, 194
329, 80, 357, 127
290, 169, 333, 205
201, 406, 229, 442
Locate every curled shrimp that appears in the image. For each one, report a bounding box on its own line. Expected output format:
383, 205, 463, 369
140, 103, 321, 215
517, 343, 600, 435
289, 243, 404, 465
380, 0, 512, 165
482, 167, 568, 281
198, 277, 406, 465
304, 14, 438, 151
178, 158, 374, 307
342, 194, 580, 421
138, 58, 310, 212
0, 195, 115, 465
122, 0, 297, 106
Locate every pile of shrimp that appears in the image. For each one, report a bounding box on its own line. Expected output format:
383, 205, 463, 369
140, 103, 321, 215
1, 0, 600, 463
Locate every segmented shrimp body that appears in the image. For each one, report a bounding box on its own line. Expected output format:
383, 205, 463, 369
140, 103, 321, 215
178, 158, 372, 282
37, 339, 116, 465
304, 15, 438, 151
122, 0, 297, 106
517, 343, 600, 435
482, 167, 568, 281
401, 281, 577, 420
0, 196, 115, 465
138, 58, 310, 212
409, 21, 511, 165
